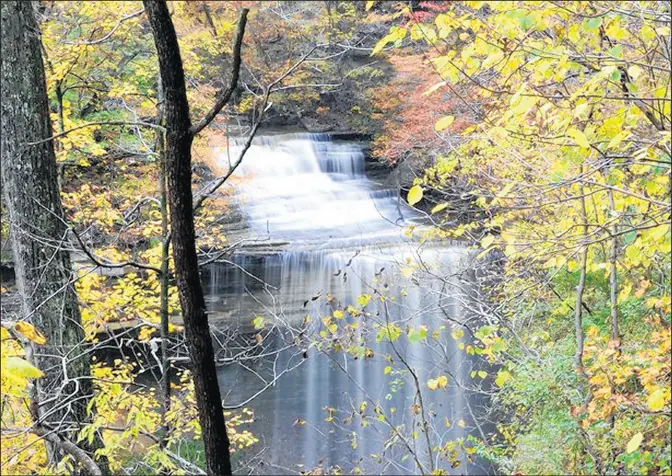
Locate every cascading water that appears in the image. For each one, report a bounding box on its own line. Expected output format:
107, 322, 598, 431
205, 133, 487, 474
226, 133, 421, 245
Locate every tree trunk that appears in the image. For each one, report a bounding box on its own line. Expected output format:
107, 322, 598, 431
143, 2, 248, 474
607, 189, 620, 346
0, 2, 107, 474
574, 182, 589, 394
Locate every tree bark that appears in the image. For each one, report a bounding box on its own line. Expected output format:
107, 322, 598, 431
0, 2, 107, 474
143, 2, 248, 474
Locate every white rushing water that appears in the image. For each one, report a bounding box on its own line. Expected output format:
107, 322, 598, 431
222, 133, 422, 245
206, 133, 486, 474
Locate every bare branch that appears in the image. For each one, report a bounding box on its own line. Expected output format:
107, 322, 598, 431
190, 9, 249, 136
34, 426, 102, 476
24, 121, 165, 146
63, 9, 145, 46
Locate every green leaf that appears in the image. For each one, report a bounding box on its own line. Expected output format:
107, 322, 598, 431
407, 185, 423, 206
608, 45, 623, 58
435, 115, 455, 132
408, 326, 427, 344
583, 17, 602, 32
517, 14, 534, 31
623, 230, 637, 245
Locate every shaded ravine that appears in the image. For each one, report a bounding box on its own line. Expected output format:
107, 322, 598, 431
204, 133, 488, 474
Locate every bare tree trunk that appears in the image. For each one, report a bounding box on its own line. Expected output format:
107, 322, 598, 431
607, 189, 620, 346
143, 2, 248, 474
574, 184, 589, 393
0, 2, 107, 474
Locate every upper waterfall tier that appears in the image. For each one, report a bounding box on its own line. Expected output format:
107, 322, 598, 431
221, 133, 422, 246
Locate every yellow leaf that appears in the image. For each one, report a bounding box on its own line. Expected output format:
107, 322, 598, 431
13, 321, 47, 345
437, 375, 448, 388
655, 26, 671, 36
574, 103, 589, 118
627, 65, 643, 80
427, 378, 438, 390
567, 128, 591, 148
431, 203, 448, 214
333, 310, 344, 319
357, 294, 372, 307
495, 370, 512, 387
401, 267, 414, 278
384, 366, 392, 375
407, 185, 423, 206
482, 51, 503, 70
647, 389, 666, 412
435, 115, 455, 132
481, 235, 495, 249
625, 245, 640, 263
252, 316, 265, 330
626, 432, 643, 453
365, 0, 375, 11
494, 182, 514, 203
5, 356, 45, 379
423, 81, 447, 96
477, 370, 487, 379
488, 126, 508, 142
607, 131, 627, 150
511, 95, 537, 116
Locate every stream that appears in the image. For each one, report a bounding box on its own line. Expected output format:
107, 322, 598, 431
203, 133, 489, 474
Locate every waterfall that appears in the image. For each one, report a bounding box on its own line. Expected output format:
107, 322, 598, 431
222, 133, 421, 245
207, 133, 485, 474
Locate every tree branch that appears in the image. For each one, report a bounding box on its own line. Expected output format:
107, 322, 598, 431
189, 9, 249, 136
24, 121, 165, 146
70, 226, 162, 274
34, 426, 102, 476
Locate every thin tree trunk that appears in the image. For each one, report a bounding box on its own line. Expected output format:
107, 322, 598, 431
607, 189, 620, 346
575, 183, 589, 392
1, 2, 107, 474
55, 82, 66, 191
143, 2, 248, 474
